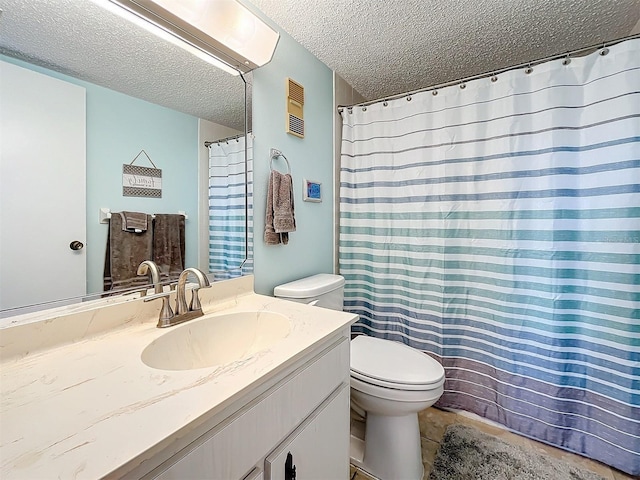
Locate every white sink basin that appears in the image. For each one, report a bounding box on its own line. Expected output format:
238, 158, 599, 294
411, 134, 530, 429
141, 311, 291, 371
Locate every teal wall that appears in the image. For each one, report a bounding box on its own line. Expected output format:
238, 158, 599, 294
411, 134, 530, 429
0, 55, 199, 295
245, 4, 336, 295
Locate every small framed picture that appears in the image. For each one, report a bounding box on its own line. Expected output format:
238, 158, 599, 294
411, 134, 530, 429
303, 179, 322, 202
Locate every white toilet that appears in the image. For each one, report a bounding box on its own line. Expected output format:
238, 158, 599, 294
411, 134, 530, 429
274, 274, 445, 480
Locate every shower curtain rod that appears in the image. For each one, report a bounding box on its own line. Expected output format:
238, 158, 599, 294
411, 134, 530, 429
204, 131, 252, 148
337, 32, 640, 113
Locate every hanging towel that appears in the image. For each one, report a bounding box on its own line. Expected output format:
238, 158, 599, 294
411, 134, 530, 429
152, 214, 185, 284
264, 170, 295, 245
264, 170, 286, 245
273, 171, 296, 233
119, 211, 148, 233
104, 212, 153, 292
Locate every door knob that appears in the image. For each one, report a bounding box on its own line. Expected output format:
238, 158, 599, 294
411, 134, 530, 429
69, 241, 84, 251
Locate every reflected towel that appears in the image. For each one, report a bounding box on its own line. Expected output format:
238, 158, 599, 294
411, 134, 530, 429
104, 212, 153, 292
152, 214, 185, 284
119, 211, 148, 232
264, 170, 295, 245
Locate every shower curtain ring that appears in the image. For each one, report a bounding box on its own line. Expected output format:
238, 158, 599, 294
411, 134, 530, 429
562, 55, 571, 65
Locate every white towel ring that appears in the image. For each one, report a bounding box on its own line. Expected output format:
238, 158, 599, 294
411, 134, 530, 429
270, 149, 291, 174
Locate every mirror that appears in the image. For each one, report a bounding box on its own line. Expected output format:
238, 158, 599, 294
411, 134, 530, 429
0, 0, 253, 317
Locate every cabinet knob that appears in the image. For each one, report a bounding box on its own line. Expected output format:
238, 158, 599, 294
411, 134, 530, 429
285, 452, 296, 480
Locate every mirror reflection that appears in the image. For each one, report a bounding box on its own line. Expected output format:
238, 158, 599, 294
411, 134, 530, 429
0, 0, 253, 317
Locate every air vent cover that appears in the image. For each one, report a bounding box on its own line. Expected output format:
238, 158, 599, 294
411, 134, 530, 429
286, 78, 304, 138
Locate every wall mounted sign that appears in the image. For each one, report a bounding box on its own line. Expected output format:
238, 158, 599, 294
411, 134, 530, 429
123, 150, 162, 198
303, 178, 321, 202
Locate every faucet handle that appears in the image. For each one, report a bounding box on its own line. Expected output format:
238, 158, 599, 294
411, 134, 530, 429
189, 270, 212, 312
143, 291, 175, 327
190, 288, 203, 311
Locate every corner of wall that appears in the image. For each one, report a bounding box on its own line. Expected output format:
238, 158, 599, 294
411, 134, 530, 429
333, 74, 367, 276
251, 26, 335, 296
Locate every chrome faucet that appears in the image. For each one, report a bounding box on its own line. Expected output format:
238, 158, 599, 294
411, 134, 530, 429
138, 260, 174, 325
175, 267, 211, 316
143, 267, 212, 328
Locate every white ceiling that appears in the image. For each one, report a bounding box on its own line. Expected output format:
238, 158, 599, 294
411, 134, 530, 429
251, 0, 640, 102
1, 0, 639, 130
0, 0, 248, 130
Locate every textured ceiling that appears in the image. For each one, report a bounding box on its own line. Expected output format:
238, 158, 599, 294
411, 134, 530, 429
1, 0, 638, 127
251, 0, 640, 102
0, 0, 249, 130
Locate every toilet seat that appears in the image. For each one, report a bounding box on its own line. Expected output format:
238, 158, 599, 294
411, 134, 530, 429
350, 335, 445, 391
351, 375, 445, 404
351, 370, 444, 391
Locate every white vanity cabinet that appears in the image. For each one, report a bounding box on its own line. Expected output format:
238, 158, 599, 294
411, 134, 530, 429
144, 333, 351, 480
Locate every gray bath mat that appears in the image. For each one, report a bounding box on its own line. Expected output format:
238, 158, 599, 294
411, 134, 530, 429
428, 424, 606, 480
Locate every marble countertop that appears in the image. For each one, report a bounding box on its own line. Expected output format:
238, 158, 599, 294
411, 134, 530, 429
0, 277, 357, 479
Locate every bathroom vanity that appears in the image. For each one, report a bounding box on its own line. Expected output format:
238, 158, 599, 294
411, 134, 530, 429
0, 276, 357, 479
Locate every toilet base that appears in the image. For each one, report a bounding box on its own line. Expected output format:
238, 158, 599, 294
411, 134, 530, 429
350, 411, 423, 480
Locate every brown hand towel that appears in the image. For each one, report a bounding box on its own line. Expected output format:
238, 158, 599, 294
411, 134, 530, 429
264, 170, 292, 245
272, 172, 296, 233
104, 212, 153, 292
152, 214, 185, 284
119, 211, 148, 232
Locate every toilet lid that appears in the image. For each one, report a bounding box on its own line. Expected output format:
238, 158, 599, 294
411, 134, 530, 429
350, 335, 444, 387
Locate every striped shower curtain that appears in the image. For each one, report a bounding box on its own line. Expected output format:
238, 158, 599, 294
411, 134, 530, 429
340, 38, 639, 475
208, 135, 253, 279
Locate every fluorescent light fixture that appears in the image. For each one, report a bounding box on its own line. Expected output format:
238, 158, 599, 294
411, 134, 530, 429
101, 0, 279, 75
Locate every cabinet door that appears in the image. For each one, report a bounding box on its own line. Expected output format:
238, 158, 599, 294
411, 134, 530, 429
265, 385, 350, 480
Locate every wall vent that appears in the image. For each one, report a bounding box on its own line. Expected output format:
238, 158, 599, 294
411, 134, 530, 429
286, 78, 304, 138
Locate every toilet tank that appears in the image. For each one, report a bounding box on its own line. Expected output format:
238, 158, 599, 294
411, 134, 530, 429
273, 274, 345, 311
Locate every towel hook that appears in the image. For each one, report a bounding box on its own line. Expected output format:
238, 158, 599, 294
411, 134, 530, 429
270, 148, 291, 174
